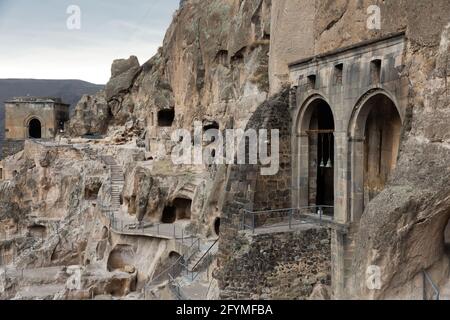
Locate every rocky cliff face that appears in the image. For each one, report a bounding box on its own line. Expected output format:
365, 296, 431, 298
68, 0, 271, 139
269, 0, 450, 299
1, 0, 450, 300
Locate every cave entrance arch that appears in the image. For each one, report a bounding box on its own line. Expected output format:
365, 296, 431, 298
161, 198, 192, 223
295, 96, 335, 216
350, 91, 402, 221
28, 118, 42, 139
214, 217, 221, 236
157, 108, 175, 127
161, 205, 176, 223
173, 198, 192, 220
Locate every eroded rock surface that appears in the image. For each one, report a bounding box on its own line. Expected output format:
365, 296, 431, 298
1, 0, 450, 300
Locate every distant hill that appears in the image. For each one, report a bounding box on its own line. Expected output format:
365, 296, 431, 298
0, 79, 104, 149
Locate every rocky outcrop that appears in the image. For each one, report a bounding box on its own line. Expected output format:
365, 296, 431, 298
122, 167, 162, 222
106, 56, 142, 101
68, 0, 271, 141
67, 94, 110, 136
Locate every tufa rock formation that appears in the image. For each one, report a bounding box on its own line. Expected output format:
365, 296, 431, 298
1, 0, 449, 300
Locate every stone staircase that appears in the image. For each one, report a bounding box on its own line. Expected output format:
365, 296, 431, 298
110, 165, 124, 211
101, 156, 124, 214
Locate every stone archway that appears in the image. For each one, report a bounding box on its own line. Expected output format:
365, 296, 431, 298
28, 118, 42, 139
349, 91, 402, 221
294, 95, 335, 216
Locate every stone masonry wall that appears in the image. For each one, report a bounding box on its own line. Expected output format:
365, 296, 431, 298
217, 89, 292, 284
217, 226, 331, 300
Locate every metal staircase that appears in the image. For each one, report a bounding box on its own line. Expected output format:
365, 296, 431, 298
143, 238, 219, 300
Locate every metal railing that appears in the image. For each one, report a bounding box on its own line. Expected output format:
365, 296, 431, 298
142, 237, 200, 296
423, 270, 440, 300
191, 239, 218, 273
241, 205, 334, 232
180, 239, 218, 282
168, 274, 185, 300
100, 205, 195, 241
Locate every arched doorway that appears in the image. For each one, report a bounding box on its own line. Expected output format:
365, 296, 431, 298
350, 92, 402, 220
173, 198, 192, 220
28, 118, 42, 139
295, 96, 335, 216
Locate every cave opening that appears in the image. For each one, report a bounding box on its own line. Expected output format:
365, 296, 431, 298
214, 217, 221, 236
161, 205, 176, 223
161, 198, 192, 223
173, 198, 192, 220
203, 121, 219, 132
84, 182, 102, 200
27, 224, 46, 239
215, 50, 229, 65
107, 244, 135, 272
157, 108, 175, 127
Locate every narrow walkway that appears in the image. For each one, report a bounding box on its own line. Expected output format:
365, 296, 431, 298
101, 155, 218, 300
100, 156, 194, 241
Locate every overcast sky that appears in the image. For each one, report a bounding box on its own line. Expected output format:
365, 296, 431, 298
0, 0, 179, 84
